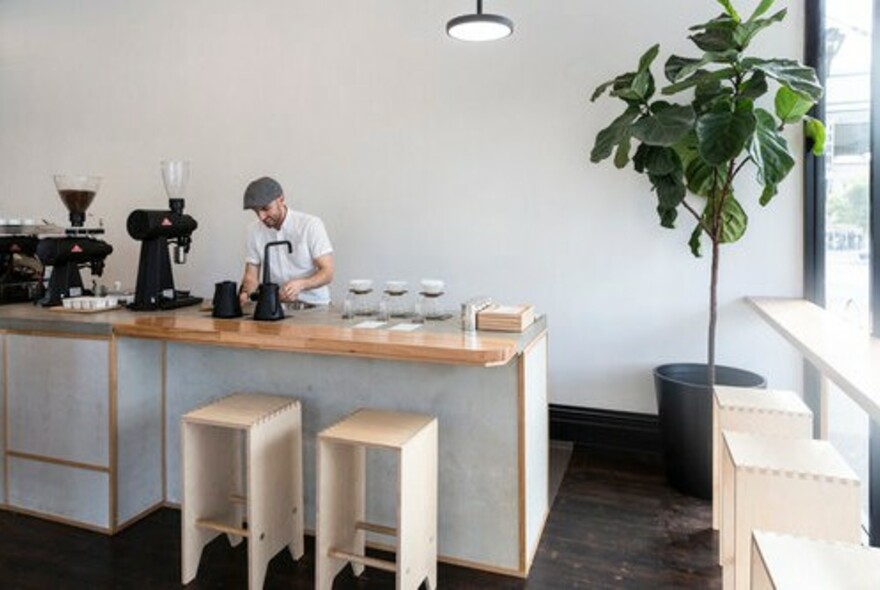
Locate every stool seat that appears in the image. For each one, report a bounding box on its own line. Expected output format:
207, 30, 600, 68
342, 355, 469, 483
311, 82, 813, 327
182, 393, 304, 590
724, 432, 857, 482
183, 393, 297, 428
712, 387, 813, 532
715, 386, 812, 416
721, 432, 860, 590
320, 409, 436, 448
317, 408, 438, 590
752, 531, 880, 589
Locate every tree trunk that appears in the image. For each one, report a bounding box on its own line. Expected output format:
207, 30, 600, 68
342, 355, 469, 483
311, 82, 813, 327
708, 237, 719, 386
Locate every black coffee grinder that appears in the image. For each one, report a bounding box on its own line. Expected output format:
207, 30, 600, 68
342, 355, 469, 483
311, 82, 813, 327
36, 175, 114, 307
0, 233, 43, 304
126, 160, 202, 311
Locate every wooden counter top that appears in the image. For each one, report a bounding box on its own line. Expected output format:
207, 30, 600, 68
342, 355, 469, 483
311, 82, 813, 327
0, 303, 546, 367
747, 296, 880, 423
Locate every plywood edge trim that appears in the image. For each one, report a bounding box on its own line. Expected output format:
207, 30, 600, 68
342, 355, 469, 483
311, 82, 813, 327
517, 352, 527, 574
521, 329, 548, 356
112, 327, 515, 367
4, 329, 111, 341
524, 505, 552, 574
6, 450, 110, 473
3, 504, 112, 534
115, 502, 165, 533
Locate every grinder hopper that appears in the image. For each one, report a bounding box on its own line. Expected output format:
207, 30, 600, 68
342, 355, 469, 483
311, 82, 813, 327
53, 175, 101, 228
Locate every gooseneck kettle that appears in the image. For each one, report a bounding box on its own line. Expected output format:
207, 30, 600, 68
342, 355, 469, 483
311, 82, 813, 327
253, 240, 292, 321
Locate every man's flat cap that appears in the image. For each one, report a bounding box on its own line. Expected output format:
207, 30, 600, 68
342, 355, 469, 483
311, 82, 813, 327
243, 176, 283, 209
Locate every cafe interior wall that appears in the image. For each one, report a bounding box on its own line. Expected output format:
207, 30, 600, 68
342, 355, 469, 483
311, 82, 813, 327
0, 0, 802, 413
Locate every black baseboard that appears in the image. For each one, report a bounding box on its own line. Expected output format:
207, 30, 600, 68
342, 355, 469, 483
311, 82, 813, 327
550, 404, 661, 458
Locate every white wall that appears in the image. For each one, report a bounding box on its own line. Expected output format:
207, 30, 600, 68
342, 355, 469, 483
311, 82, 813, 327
0, 0, 804, 413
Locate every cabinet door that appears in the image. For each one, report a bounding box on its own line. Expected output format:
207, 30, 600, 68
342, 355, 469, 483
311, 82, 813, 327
7, 334, 110, 467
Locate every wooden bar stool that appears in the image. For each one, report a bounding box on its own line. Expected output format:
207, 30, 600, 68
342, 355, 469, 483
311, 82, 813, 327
751, 530, 880, 589
721, 432, 860, 590
713, 386, 813, 531
316, 408, 438, 590
181, 393, 304, 590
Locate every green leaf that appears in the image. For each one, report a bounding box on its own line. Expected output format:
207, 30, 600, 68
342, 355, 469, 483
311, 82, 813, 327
614, 134, 632, 168
638, 44, 661, 73
704, 193, 748, 243
690, 27, 738, 53
745, 58, 824, 101
696, 99, 757, 165
759, 183, 778, 206
739, 71, 768, 100
805, 116, 827, 156
690, 13, 737, 32
590, 78, 617, 102
631, 105, 696, 146
685, 157, 727, 197
716, 0, 741, 22
719, 195, 748, 243
632, 143, 649, 173
590, 107, 640, 163
748, 0, 776, 22
665, 55, 705, 83
636, 145, 682, 175
733, 9, 786, 49
631, 69, 654, 100
774, 86, 814, 124
689, 225, 704, 257
694, 80, 735, 115
649, 172, 687, 228
662, 67, 737, 95
748, 108, 794, 190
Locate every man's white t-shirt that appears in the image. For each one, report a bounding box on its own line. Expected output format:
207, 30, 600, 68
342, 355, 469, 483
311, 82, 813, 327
245, 209, 333, 305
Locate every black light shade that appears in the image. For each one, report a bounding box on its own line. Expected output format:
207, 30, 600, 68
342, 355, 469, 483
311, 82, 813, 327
447, 0, 514, 42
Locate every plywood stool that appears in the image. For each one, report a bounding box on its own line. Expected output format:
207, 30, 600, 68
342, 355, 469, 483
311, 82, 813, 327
721, 432, 860, 590
181, 393, 304, 590
316, 409, 438, 590
751, 530, 880, 590
713, 386, 813, 531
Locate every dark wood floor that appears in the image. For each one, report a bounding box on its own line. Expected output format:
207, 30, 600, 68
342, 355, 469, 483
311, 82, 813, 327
0, 446, 720, 589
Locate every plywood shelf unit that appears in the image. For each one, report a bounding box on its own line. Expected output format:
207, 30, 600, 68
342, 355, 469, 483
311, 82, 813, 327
477, 304, 535, 332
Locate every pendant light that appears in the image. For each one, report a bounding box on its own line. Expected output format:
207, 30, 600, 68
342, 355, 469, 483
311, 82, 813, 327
446, 0, 514, 42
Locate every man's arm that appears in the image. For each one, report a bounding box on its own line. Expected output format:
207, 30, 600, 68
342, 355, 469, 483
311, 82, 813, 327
279, 253, 335, 302
239, 262, 260, 305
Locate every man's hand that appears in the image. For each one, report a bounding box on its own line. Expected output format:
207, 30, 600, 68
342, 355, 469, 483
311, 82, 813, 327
279, 279, 305, 302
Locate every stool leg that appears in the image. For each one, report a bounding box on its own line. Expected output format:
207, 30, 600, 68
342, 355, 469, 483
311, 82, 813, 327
398, 421, 438, 590
228, 429, 245, 548
181, 422, 238, 584
247, 405, 303, 590
289, 403, 305, 561
316, 440, 366, 590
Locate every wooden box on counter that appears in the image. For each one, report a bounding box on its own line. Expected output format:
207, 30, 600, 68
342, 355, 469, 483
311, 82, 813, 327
477, 304, 535, 332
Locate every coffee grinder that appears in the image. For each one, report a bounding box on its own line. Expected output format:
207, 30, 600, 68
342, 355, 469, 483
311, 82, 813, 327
0, 231, 43, 304
35, 176, 114, 307
126, 160, 202, 310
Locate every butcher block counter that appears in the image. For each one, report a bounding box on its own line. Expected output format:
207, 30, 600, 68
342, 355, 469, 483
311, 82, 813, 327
0, 303, 548, 578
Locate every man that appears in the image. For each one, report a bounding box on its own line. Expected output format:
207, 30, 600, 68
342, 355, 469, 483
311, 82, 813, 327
239, 176, 334, 308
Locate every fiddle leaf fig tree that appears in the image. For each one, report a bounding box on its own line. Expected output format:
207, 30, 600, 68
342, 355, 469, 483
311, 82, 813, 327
590, 0, 825, 385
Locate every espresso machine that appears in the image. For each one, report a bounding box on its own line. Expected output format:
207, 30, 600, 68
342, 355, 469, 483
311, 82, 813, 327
0, 231, 43, 304
35, 176, 113, 307
126, 160, 202, 311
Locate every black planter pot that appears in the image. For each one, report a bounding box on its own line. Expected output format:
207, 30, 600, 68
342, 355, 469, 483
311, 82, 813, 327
653, 363, 766, 499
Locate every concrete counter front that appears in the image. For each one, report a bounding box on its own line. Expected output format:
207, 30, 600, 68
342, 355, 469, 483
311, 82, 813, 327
0, 304, 548, 577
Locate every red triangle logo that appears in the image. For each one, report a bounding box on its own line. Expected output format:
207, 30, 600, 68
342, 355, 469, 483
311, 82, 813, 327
10, 244, 20, 252
161, 218, 172, 226
71, 244, 83, 253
